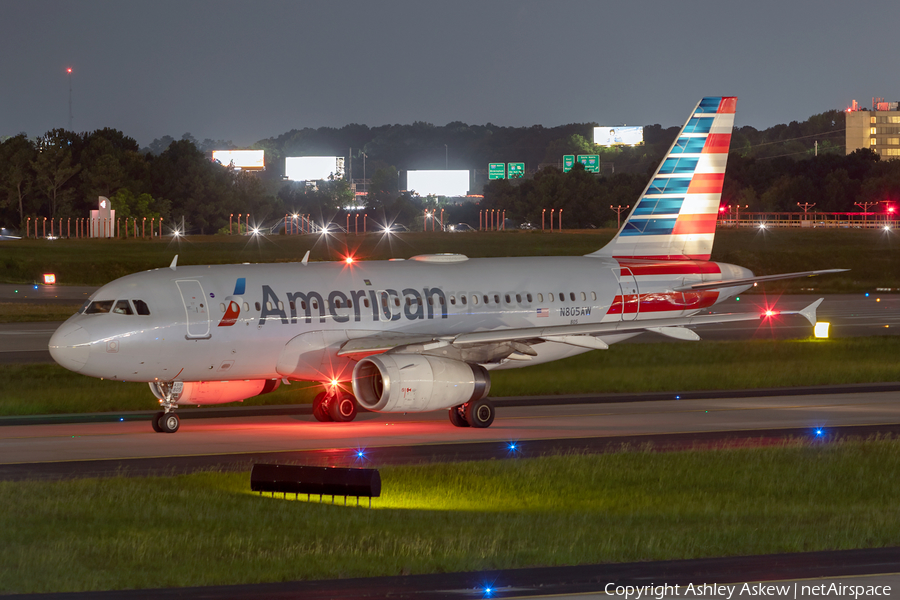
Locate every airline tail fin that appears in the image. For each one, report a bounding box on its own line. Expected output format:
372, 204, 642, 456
590, 96, 737, 261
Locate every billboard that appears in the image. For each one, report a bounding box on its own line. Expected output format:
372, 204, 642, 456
285, 156, 345, 181
594, 126, 644, 146
488, 163, 506, 180
212, 150, 265, 170
407, 170, 470, 197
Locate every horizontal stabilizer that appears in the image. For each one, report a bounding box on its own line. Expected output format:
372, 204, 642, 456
673, 269, 848, 292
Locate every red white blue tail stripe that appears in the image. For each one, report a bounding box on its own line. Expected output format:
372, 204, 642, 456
592, 96, 736, 261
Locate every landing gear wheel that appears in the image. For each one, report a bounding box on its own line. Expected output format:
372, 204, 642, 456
312, 391, 333, 422
449, 405, 470, 427
329, 393, 358, 422
151, 411, 164, 433
158, 412, 180, 433
465, 398, 495, 428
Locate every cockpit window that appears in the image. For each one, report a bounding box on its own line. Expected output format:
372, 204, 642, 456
132, 300, 151, 315
113, 300, 134, 315
85, 300, 114, 314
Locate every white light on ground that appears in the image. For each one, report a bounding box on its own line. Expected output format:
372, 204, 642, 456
814, 322, 830, 338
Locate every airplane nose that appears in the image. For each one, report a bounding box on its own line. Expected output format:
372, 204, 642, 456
48, 322, 90, 373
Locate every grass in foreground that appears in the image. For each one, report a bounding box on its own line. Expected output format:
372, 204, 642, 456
1, 337, 897, 416
2, 439, 899, 593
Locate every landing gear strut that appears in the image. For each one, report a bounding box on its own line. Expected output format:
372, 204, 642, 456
313, 388, 358, 423
149, 382, 181, 434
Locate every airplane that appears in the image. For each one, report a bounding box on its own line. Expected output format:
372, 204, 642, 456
49, 96, 845, 433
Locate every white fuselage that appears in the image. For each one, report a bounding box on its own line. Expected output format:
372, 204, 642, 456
48, 254, 751, 385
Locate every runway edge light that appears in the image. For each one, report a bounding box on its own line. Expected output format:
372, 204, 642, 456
814, 322, 830, 339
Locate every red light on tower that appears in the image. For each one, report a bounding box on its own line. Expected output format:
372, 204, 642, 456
66, 68, 72, 73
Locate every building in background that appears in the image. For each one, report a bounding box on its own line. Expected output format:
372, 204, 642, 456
846, 98, 900, 159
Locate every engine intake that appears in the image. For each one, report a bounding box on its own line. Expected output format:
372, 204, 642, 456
352, 355, 490, 413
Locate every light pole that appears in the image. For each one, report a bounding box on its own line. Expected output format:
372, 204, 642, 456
610, 204, 630, 229
66, 68, 73, 131
855, 201, 877, 226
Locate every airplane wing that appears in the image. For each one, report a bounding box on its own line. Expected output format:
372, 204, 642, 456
673, 269, 848, 292
337, 299, 825, 357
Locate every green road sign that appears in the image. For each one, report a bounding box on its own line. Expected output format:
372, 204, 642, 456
563, 155, 575, 173
508, 162, 525, 178
488, 163, 506, 180
577, 154, 600, 173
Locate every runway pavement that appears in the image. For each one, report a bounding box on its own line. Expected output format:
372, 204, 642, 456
3, 390, 899, 469
2, 293, 898, 364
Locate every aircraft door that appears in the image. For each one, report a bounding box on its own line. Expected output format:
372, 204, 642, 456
617, 267, 640, 321
176, 280, 211, 339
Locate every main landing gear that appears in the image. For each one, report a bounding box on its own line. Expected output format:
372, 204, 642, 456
312, 389, 359, 423
449, 397, 495, 428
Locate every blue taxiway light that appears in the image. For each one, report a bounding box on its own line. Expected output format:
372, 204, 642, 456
33, 285, 38, 289
815, 428, 824, 436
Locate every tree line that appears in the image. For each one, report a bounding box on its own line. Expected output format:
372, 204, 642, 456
2, 108, 895, 234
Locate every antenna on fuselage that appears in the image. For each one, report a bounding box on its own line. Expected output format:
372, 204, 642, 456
169, 255, 178, 271
301, 251, 310, 266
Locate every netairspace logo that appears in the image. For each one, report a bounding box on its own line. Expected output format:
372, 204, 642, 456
603, 582, 892, 599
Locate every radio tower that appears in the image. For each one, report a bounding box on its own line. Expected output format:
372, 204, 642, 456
66, 67, 73, 131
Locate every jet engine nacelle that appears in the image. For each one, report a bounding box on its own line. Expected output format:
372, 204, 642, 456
149, 379, 280, 406
352, 354, 490, 413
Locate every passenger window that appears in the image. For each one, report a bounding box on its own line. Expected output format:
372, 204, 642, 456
301, 301, 307, 310
220, 303, 226, 312
450, 296, 456, 305
336, 299, 343, 308
494, 294, 500, 304
580, 292, 586, 301
289, 301, 295, 311
591, 291, 597, 301
483, 295, 489, 305
266, 301, 273, 311
461, 295, 467, 305
406, 297, 412, 306
570, 292, 576, 302
526, 293, 532, 303
255, 302, 261, 311
85, 300, 114, 314
549, 293, 554, 302
278, 301, 284, 310
516, 294, 521, 303
394, 297, 400, 307
348, 300, 353, 308
364, 298, 370, 308
428, 297, 433, 306
133, 299, 151, 316
537, 293, 543, 302
559, 292, 566, 301
505, 294, 511, 304
243, 302, 250, 312
311, 301, 318, 310
113, 300, 133, 315
473, 295, 480, 306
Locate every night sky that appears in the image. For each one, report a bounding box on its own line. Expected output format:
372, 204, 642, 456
2, 0, 898, 147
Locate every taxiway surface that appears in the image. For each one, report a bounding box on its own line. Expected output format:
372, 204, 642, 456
3, 391, 898, 466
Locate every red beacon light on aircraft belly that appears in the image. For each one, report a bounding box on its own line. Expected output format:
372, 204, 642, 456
345, 256, 355, 265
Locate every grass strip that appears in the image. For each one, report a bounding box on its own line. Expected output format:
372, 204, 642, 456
1, 229, 895, 292
0, 302, 83, 323
1, 337, 898, 416
2, 439, 899, 593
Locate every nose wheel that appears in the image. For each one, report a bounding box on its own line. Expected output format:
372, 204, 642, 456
149, 382, 181, 433
313, 389, 358, 423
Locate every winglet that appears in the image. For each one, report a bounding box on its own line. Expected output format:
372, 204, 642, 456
301, 251, 310, 266
169, 255, 178, 271
799, 298, 824, 326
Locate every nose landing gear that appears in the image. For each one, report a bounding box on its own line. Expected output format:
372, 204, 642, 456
149, 381, 181, 434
